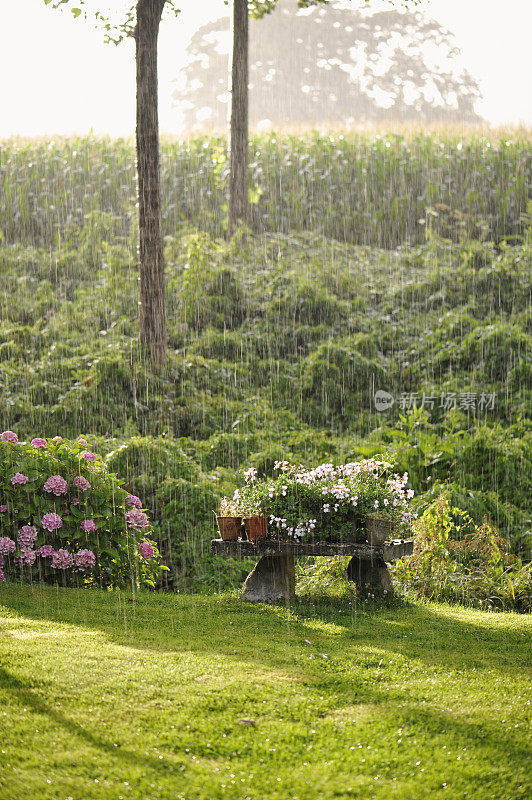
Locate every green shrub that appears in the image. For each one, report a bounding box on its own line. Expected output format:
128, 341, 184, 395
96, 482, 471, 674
393, 496, 532, 611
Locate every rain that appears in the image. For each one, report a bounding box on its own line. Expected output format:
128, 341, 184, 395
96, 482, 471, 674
0, 1, 531, 799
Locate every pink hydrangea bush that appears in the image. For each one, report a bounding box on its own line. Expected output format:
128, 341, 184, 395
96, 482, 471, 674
0, 432, 162, 587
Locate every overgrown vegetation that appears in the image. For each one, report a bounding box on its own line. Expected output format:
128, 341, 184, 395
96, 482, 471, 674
0, 133, 530, 590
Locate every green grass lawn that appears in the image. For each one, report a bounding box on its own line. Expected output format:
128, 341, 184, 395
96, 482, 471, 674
0, 587, 530, 800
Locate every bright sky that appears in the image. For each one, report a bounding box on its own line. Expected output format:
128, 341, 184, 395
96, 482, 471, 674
1, 0, 531, 137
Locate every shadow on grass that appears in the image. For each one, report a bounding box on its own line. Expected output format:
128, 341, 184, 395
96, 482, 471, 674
0, 584, 529, 680
0, 665, 188, 777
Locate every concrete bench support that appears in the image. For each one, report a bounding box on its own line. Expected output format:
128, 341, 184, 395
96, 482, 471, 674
242, 555, 295, 603
346, 555, 393, 592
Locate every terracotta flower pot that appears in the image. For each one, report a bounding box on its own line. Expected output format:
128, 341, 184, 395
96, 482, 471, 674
243, 516, 268, 543
217, 516, 242, 541
366, 516, 394, 546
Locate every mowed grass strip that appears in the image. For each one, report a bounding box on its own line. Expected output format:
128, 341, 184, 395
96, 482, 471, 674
0, 586, 530, 800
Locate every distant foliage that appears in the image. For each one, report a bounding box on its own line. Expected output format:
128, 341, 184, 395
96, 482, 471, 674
393, 496, 532, 611
0, 434, 162, 587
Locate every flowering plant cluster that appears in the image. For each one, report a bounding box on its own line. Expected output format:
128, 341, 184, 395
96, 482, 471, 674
233, 459, 416, 542
0, 432, 163, 587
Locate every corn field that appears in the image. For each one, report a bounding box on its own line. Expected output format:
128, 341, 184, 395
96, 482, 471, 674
1, 129, 530, 248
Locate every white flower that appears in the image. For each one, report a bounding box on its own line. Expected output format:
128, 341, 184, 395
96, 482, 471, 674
244, 467, 258, 483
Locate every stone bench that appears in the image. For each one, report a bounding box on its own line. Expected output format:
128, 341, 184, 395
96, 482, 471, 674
211, 538, 414, 602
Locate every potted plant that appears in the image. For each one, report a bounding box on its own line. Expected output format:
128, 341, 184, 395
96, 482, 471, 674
216, 497, 242, 541
237, 468, 269, 544
365, 513, 394, 546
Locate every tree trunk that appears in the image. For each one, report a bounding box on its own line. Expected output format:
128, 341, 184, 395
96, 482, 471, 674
135, 0, 167, 363
228, 0, 249, 236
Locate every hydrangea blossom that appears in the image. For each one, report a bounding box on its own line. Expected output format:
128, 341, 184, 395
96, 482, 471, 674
11, 473, 29, 486
17, 525, 37, 550
31, 438, 47, 448
36, 545, 55, 558
0, 537, 16, 555
73, 476, 91, 491
52, 436, 63, 442
41, 512, 63, 532
21, 549, 36, 566
125, 509, 149, 531
76, 437, 87, 446
0, 505, 7, 513
51, 549, 73, 569
125, 494, 142, 508
138, 541, 155, 559
1, 431, 18, 444
81, 452, 97, 462
75, 549, 96, 569
80, 519, 97, 533
43, 475, 68, 495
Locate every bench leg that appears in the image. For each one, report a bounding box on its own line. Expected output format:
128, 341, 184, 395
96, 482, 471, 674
346, 556, 393, 593
241, 556, 295, 603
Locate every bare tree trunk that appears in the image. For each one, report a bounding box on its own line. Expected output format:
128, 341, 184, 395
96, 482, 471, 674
135, 0, 167, 363
228, 0, 249, 236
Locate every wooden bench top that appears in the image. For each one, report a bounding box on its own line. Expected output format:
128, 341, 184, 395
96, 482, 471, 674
211, 538, 413, 562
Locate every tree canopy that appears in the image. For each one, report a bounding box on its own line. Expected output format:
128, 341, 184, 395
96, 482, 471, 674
177, 0, 479, 131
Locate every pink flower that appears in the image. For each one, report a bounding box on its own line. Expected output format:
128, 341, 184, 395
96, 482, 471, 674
81, 452, 97, 462
125, 495, 142, 508
73, 476, 91, 491
138, 541, 155, 560
36, 544, 55, 558
80, 519, 97, 533
17, 525, 37, 549
1, 431, 18, 444
41, 512, 62, 532
71, 497, 80, 506
43, 475, 68, 496
51, 549, 73, 569
75, 549, 96, 569
31, 438, 47, 448
11, 473, 29, 486
21, 549, 36, 566
52, 436, 63, 443
0, 537, 16, 555
125, 509, 149, 531
0, 505, 7, 513
76, 437, 87, 446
